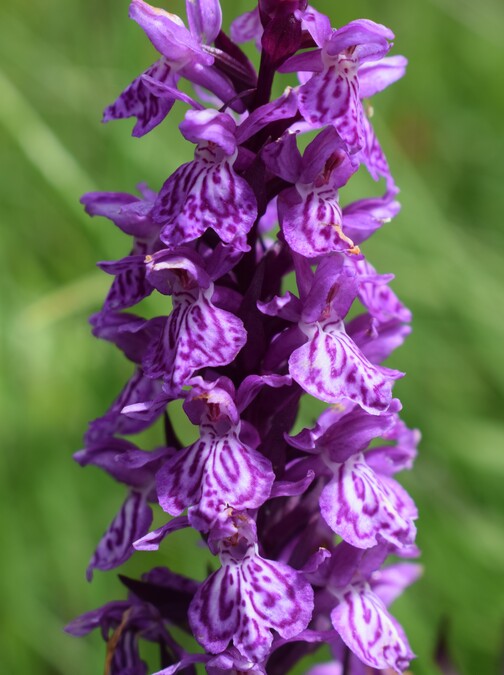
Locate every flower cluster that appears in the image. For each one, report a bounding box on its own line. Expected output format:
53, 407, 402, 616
67, 1, 421, 673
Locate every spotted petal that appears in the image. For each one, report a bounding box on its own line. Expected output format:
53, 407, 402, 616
154, 152, 257, 251
279, 182, 359, 258
99, 249, 154, 312
103, 59, 176, 137
289, 323, 401, 414
86, 490, 152, 580
189, 555, 313, 661
298, 56, 364, 151
143, 285, 246, 393
319, 453, 417, 549
156, 431, 274, 531
330, 582, 414, 672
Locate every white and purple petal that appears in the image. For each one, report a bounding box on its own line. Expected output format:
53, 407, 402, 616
236, 555, 314, 657
279, 183, 353, 258
143, 285, 246, 393
145, 249, 211, 295
156, 431, 274, 530
180, 109, 237, 155
189, 563, 241, 653
297, 55, 364, 151
103, 59, 176, 137
289, 323, 401, 414
325, 21, 393, 63
330, 582, 414, 672
154, 153, 257, 251
189, 554, 313, 661
319, 453, 417, 549
86, 490, 152, 580
183, 376, 239, 427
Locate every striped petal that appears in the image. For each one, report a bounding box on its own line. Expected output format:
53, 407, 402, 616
143, 284, 246, 393
103, 59, 176, 137
319, 453, 417, 549
86, 491, 152, 580
154, 150, 257, 251
99, 248, 154, 312
189, 555, 313, 661
279, 183, 353, 258
289, 323, 401, 414
298, 57, 364, 152
330, 582, 414, 672
156, 431, 274, 531
189, 564, 241, 654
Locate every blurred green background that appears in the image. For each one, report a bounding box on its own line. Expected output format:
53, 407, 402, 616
1, 0, 504, 673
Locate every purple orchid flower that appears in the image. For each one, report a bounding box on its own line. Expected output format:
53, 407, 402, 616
189, 511, 314, 662
287, 402, 418, 550
142, 250, 247, 395
281, 19, 393, 141
263, 126, 361, 258
260, 255, 404, 413
155, 377, 275, 531
104, 0, 243, 136
153, 110, 258, 251
306, 543, 419, 673
70, 2, 419, 673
